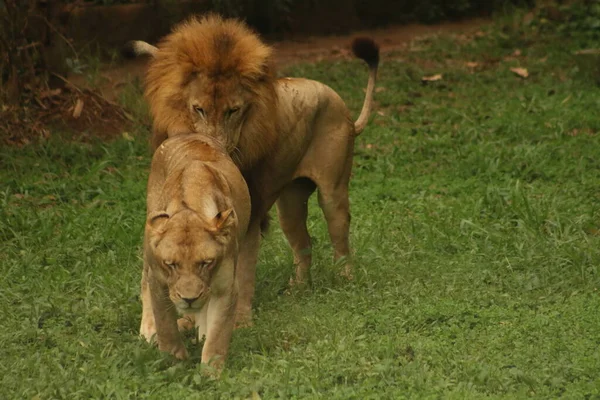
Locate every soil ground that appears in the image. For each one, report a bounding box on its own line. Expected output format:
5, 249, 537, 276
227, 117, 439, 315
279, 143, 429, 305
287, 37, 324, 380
75, 18, 488, 102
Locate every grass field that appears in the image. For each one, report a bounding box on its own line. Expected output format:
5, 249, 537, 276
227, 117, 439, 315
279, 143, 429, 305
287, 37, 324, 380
2, 15, 600, 399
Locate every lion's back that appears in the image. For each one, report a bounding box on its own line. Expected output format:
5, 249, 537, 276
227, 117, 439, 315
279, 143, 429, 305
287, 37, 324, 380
275, 77, 354, 141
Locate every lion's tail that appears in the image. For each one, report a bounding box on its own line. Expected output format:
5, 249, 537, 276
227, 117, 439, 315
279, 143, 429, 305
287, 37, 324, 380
351, 37, 380, 136
122, 40, 158, 59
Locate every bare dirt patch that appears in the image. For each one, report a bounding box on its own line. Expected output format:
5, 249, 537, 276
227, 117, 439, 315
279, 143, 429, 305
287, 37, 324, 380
72, 17, 488, 103
1, 85, 131, 147
272, 18, 488, 66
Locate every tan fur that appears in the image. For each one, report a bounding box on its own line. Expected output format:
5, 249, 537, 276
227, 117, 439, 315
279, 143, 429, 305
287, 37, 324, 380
140, 133, 250, 371
137, 15, 378, 327
145, 14, 278, 170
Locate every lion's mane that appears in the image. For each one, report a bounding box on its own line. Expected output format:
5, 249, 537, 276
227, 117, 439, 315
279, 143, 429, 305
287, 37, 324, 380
145, 14, 278, 169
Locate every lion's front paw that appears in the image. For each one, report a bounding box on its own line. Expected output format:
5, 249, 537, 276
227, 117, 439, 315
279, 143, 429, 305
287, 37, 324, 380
234, 310, 253, 329
287, 276, 311, 291
339, 264, 354, 281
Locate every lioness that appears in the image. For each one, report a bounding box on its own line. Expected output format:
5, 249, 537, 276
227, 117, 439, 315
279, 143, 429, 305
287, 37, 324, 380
140, 133, 250, 369
126, 14, 379, 325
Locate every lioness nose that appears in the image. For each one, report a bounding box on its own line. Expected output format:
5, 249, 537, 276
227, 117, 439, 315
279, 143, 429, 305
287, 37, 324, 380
182, 296, 200, 305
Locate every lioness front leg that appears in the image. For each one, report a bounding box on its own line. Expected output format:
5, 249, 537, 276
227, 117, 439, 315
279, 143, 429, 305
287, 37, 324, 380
234, 220, 261, 327
140, 264, 157, 341
149, 278, 189, 360
201, 293, 236, 371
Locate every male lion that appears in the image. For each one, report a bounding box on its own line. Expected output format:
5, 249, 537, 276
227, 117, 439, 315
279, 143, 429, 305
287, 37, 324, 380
141, 133, 250, 369
126, 14, 379, 325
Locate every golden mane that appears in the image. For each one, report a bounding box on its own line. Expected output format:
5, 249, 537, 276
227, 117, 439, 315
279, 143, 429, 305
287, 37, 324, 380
145, 14, 278, 169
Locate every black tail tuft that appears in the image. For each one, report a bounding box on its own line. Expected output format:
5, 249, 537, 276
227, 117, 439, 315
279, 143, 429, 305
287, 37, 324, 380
121, 41, 139, 59
351, 37, 380, 68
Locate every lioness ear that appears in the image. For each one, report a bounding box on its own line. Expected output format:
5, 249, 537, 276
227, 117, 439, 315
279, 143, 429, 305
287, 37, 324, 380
211, 208, 236, 236
147, 211, 169, 231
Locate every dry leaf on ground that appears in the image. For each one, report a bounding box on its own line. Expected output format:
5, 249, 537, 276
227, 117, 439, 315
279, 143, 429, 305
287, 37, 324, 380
510, 67, 529, 78
422, 74, 443, 82
39, 89, 62, 99
72, 98, 84, 118
465, 62, 480, 68
122, 131, 134, 141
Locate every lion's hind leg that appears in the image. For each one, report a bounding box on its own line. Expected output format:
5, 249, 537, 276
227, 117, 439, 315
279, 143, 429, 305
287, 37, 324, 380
276, 178, 316, 286
317, 183, 353, 280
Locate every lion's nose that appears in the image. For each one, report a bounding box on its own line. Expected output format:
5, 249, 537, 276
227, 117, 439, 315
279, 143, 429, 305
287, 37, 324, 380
181, 296, 200, 306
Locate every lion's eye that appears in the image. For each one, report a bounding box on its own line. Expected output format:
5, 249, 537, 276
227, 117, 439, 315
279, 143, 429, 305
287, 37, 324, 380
226, 107, 240, 117
164, 260, 177, 270
193, 105, 205, 117
198, 259, 214, 269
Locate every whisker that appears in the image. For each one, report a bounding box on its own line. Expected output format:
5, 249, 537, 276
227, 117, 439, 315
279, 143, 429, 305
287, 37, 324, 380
231, 146, 242, 165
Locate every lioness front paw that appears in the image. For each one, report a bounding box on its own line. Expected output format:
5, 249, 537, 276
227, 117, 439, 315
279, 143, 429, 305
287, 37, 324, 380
177, 315, 195, 332
201, 357, 224, 379
139, 320, 157, 343
159, 342, 189, 360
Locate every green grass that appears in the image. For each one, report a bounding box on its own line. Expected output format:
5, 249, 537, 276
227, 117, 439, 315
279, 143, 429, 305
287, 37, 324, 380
2, 18, 600, 399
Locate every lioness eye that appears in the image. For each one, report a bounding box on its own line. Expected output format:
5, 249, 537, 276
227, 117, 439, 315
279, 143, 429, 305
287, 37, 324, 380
199, 259, 214, 269
164, 260, 177, 269
193, 105, 205, 117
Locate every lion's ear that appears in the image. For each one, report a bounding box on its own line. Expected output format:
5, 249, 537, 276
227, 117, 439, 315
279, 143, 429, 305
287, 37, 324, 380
147, 211, 169, 231
259, 62, 273, 81
211, 208, 236, 237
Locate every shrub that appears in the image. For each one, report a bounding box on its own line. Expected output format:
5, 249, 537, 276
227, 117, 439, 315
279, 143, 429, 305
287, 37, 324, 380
209, 0, 536, 33
530, 1, 600, 44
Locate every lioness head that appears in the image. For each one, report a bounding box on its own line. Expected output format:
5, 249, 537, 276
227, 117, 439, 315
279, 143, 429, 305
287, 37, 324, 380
145, 14, 278, 168
146, 207, 236, 312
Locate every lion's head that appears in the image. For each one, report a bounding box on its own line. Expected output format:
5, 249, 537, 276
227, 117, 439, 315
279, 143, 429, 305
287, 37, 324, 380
146, 206, 237, 312
145, 14, 278, 169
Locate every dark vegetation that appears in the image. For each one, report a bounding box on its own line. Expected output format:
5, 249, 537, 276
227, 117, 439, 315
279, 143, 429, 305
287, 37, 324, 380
0, 0, 535, 101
